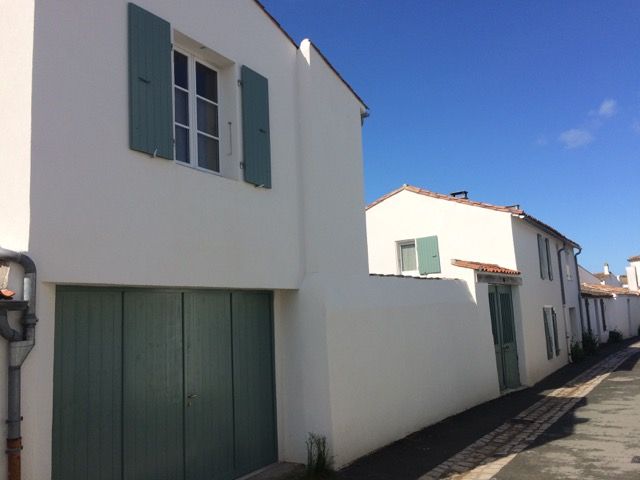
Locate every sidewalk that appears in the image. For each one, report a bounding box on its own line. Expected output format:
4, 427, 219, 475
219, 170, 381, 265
338, 338, 640, 480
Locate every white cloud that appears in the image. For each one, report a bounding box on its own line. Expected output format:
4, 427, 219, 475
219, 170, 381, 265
594, 98, 617, 118
558, 129, 593, 149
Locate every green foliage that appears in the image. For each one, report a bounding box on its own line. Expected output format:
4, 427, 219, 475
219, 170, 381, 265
305, 433, 334, 478
582, 331, 599, 356
570, 340, 585, 363
607, 329, 623, 343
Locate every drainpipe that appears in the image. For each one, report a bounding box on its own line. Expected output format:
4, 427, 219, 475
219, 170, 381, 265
557, 245, 571, 359
574, 247, 585, 333
0, 247, 38, 480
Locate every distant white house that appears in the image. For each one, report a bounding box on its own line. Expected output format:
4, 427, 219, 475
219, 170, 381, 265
579, 261, 640, 340
366, 185, 583, 388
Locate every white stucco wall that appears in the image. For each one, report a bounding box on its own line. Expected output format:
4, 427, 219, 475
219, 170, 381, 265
275, 273, 499, 467
28, 0, 309, 291
366, 190, 518, 277
0, 0, 34, 252
511, 220, 570, 385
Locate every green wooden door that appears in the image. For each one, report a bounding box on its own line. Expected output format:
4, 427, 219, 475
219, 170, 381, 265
488, 285, 520, 390
488, 287, 505, 390
232, 292, 277, 476
184, 292, 234, 480
53, 287, 277, 480
123, 291, 184, 480
53, 288, 123, 480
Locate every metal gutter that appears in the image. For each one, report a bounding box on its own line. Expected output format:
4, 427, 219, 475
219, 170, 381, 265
0, 247, 39, 480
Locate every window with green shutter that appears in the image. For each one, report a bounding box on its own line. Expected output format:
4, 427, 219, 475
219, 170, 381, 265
241, 66, 272, 188
417, 236, 441, 275
128, 3, 173, 159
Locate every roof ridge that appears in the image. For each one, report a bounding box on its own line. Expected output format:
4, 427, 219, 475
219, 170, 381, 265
367, 184, 579, 247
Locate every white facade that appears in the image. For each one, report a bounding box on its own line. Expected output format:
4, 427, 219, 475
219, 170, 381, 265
366, 186, 582, 387
1, 1, 507, 477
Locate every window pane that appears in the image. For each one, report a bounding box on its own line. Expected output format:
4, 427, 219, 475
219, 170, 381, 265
174, 88, 189, 126
175, 126, 189, 163
196, 62, 217, 102
173, 52, 188, 88
197, 99, 218, 137
400, 243, 417, 271
198, 134, 219, 172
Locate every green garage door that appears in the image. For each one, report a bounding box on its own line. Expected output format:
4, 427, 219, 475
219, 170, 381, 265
53, 287, 276, 480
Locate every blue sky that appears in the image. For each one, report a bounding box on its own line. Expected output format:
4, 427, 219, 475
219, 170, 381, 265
261, 0, 640, 275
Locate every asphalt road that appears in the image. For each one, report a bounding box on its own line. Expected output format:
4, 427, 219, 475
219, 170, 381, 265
495, 350, 640, 480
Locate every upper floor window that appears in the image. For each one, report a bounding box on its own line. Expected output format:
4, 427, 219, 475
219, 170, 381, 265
128, 3, 272, 187
173, 50, 220, 172
537, 234, 553, 281
397, 236, 441, 275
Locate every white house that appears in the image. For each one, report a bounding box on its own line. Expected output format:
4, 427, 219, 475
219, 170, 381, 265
366, 185, 583, 390
1, 2, 512, 478
579, 262, 640, 340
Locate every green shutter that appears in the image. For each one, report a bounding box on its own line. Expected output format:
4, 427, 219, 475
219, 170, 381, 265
241, 66, 272, 188
417, 236, 441, 274
551, 308, 560, 356
128, 3, 173, 159
53, 288, 123, 480
545, 238, 553, 280
537, 234, 546, 279
543, 308, 553, 360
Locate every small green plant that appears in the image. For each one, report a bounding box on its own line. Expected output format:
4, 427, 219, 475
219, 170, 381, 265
607, 329, 623, 344
305, 433, 334, 478
582, 331, 599, 356
570, 339, 585, 363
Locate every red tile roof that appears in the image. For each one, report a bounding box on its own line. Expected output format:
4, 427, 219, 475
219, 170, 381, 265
0, 289, 15, 300
628, 255, 640, 262
452, 259, 520, 275
580, 283, 640, 297
366, 185, 579, 247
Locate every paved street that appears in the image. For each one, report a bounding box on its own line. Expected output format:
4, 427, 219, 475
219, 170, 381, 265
340, 340, 640, 480
496, 346, 640, 479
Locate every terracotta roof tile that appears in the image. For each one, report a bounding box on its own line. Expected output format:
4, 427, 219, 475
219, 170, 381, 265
628, 255, 640, 262
366, 185, 579, 247
580, 283, 640, 297
452, 259, 520, 275
0, 289, 15, 300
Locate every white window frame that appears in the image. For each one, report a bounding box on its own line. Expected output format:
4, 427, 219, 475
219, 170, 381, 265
172, 46, 221, 174
398, 240, 419, 275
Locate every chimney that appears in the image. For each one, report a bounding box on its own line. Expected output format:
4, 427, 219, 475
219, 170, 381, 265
603, 263, 610, 276
627, 266, 639, 292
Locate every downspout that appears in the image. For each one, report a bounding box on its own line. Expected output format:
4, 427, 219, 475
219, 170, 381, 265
574, 247, 585, 334
557, 245, 571, 359
0, 247, 38, 480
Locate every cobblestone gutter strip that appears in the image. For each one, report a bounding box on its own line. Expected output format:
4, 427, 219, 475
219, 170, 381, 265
419, 342, 640, 480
